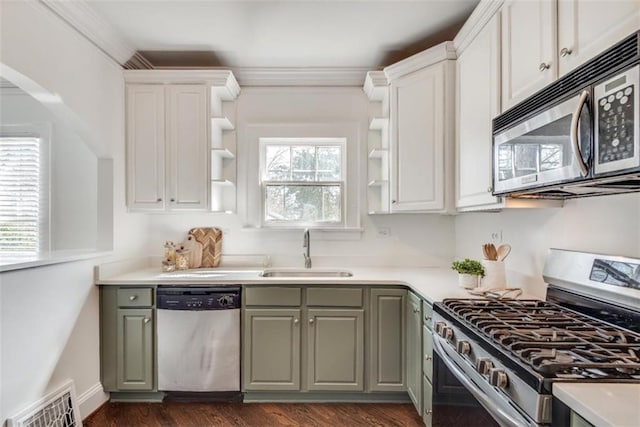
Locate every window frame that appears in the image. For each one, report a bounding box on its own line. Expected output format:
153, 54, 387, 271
259, 137, 347, 228
0, 123, 51, 255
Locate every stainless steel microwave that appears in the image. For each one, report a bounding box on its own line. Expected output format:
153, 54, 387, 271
492, 31, 640, 199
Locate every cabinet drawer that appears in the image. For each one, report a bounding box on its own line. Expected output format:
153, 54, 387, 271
117, 288, 153, 307
423, 302, 433, 329
245, 287, 301, 306
306, 288, 363, 307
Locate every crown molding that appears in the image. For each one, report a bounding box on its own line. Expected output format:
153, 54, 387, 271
383, 41, 456, 81
231, 67, 371, 87
39, 0, 135, 65
363, 71, 388, 101
123, 70, 240, 99
124, 53, 154, 70
453, 0, 504, 55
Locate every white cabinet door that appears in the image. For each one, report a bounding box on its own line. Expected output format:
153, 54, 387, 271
165, 85, 209, 211
390, 61, 449, 212
501, 0, 556, 110
558, 0, 640, 76
456, 15, 502, 210
126, 84, 166, 211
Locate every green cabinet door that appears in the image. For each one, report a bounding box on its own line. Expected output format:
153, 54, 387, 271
243, 309, 301, 391
307, 309, 364, 391
406, 291, 423, 414
116, 308, 153, 390
369, 289, 406, 392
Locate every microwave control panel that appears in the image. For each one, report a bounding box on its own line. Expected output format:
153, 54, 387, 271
594, 65, 639, 174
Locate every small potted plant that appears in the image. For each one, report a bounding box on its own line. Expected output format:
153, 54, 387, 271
451, 258, 485, 289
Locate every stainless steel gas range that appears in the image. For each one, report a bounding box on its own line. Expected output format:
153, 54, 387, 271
432, 249, 640, 426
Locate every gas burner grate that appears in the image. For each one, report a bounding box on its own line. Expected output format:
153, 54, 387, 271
441, 299, 640, 379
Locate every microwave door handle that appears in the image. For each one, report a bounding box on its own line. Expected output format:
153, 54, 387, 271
432, 335, 534, 427
571, 90, 590, 176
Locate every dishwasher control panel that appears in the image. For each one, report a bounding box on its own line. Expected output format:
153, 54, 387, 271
157, 287, 241, 310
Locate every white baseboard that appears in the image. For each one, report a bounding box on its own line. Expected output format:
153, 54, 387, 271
77, 382, 109, 421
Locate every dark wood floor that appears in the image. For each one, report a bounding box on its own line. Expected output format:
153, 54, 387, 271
84, 402, 425, 427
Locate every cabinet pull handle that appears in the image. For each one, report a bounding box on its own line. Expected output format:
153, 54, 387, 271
309, 318, 314, 324
538, 62, 550, 72
294, 318, 299, 325
144, 317, 150, 324
129, 295, 137, 301
560, 47, 572, 57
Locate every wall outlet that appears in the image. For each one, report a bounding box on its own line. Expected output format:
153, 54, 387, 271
490, 230, 503, 243
377, 227, 391, 238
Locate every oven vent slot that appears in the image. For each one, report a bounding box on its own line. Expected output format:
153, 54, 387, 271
494, 31, 639, 133
7, 380, 82, 427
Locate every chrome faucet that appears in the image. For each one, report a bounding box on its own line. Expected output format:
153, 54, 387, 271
303, 228, 312, 268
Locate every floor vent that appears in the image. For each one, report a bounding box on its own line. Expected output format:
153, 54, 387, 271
7, 380, 82, 427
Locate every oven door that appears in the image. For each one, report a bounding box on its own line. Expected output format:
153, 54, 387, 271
493, 91, 592, 195
432, 331, 544, 427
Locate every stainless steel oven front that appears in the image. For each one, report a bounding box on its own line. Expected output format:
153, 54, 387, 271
493, 91, 592, 195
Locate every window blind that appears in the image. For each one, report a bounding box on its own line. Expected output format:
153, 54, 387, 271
0, 137, 48, 254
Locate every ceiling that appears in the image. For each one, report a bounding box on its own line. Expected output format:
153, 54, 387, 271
86, 0, 479, 69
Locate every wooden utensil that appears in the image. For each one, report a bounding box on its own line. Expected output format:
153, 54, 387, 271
497, 244, 511, 261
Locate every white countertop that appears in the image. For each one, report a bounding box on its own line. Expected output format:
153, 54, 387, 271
554, 383, 640, 427
95, 259, 542, 303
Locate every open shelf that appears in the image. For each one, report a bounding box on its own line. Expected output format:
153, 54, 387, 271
211, 117, 234, 131
368, 180, 388, 187
211, 148, 235, 159
369, 117, 389, 131
368, 148, 388, 159
211, 179, 234, 186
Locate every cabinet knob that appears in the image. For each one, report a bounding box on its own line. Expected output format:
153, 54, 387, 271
487, 186, 493, 193
144, 317, 150, 324
391, 200, 397, 204
170, 198, 176, 202
560, 47, 572, 57
425, 355, 432, 361
157, 198, 162, 202
425, 410, 433, 416
294, 318, 299, 325
309, 318, 314, 324
539, 62, 550, 72
425, 316, 432, 322
413, 307, 419, 313
129, 295, 137, 301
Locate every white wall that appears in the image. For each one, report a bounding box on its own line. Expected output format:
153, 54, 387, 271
455, 193, 640, 297
0, 1, 147, 422
146, 87, 456, 268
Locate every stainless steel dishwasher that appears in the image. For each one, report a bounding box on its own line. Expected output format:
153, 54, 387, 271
157, 287, 240, 393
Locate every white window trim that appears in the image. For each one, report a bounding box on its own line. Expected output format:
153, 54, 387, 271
239, 122, 361, 231
259, 137, 346, 228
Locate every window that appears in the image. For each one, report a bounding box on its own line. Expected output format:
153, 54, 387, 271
260, 137, 345, 226
0, 134, 48, 254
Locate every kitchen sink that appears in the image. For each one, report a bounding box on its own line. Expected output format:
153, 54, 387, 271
260, 268, 353, 278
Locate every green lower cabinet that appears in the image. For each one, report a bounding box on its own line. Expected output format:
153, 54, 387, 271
406, 292, 423, 414
116, 308, 154, 390
243, 309, 301, 391
369, 289, 406, 392
423, 325, 433, 381
423, 376, 433, 427
307, 309, 364, 391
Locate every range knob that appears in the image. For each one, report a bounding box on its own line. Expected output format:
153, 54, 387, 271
476, 358, 494, 375
434, 322, 446, 335
443, 327, 454, 341
489, 368, 509, 389
456, 340, 471, 356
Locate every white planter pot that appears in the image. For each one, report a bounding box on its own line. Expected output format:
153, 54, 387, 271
458, 273, 480, 289
480, 260, 506, 290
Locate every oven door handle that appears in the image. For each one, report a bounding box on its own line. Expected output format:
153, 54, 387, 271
570, 89, 590, 177
432, 335, 533, 427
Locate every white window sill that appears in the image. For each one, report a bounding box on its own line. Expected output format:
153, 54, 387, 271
0, 249, 113, 273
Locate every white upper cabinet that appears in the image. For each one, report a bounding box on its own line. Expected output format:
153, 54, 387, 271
501, 0, 557, 111
501, 0, 640, 110
385, 44, 455, 214
126, 83, 208, 211
456, 14, 502, 211
165, 85, 209, 210
557, 0, 640, 76
126, 84, 166, 211
125, 70, 240, 213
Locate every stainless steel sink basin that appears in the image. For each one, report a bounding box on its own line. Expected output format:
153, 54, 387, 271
260, 268, 353, 278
